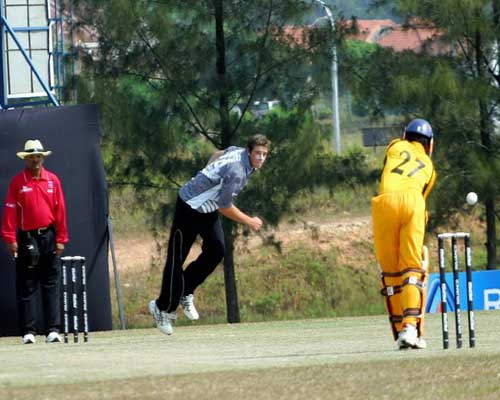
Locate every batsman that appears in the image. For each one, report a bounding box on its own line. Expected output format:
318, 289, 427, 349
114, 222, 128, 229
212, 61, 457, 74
371, 119, 436, 350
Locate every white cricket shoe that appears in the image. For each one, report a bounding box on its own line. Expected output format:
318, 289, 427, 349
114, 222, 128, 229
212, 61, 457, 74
46, 332, 62, 343
22, 333, 36, 344
397, 324, 418, 349
412, 337, 427, 350
149, 300, 176, 335
180, 294, 199, 320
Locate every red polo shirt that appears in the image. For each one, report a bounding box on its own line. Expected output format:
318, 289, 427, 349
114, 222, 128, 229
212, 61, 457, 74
1, 167, 69, 244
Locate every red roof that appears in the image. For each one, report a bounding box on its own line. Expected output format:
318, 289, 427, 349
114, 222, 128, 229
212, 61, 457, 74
377, 26, 447, 53
281, 26, 311, 47
348, 19, 397, 43
282, 19, 448, 54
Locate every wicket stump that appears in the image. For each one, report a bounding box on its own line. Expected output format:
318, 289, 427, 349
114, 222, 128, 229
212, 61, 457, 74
437, 232, 475, 349
60, 256, 89, 343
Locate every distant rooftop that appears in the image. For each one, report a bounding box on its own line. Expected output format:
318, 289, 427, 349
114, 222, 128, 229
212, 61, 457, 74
307, 17, 448, 54
347, 19, 397, 43
377, 25, 446, 53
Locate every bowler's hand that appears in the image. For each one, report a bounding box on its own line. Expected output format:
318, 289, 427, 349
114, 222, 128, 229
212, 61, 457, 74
6, 242, 18, 258
247, 217, 263, 231
55, 243, 65, 256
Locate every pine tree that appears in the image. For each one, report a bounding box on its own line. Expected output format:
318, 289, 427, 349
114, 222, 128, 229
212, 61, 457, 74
351, 0, 500, 268
72, 0, 347, 319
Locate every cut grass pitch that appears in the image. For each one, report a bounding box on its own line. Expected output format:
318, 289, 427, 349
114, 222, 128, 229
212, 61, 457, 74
1, 312, 499, 399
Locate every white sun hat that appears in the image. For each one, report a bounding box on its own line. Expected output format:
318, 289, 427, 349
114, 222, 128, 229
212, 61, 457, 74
16, 139, 52, 160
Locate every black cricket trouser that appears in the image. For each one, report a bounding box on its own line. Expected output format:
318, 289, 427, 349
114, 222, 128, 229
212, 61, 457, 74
157, 196, 225, 313
16, 228, 60, 335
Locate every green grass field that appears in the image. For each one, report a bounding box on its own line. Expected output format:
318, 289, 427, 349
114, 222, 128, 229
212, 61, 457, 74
1, 311, 499, 400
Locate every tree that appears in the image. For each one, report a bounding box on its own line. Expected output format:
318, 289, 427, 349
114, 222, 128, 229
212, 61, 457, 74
73, 0, 346, 320
347, 0, 500, 269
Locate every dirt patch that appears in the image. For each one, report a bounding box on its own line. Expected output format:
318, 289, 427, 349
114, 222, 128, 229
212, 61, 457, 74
110, 215, 374, 272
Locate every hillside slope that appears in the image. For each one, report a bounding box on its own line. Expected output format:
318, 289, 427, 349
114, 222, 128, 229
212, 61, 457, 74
110, 214, 381, 328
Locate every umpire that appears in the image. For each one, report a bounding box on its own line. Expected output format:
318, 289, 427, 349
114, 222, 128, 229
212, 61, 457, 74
1, 139, 69, 344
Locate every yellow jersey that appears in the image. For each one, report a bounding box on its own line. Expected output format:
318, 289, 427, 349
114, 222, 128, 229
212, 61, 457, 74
378, 139, 436, 200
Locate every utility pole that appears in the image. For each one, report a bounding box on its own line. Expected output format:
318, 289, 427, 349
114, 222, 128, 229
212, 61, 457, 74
313, 0, 341, 153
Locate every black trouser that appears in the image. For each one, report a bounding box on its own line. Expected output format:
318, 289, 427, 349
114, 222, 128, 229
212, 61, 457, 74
157, 196, 225, 312
16, 227, 60, 335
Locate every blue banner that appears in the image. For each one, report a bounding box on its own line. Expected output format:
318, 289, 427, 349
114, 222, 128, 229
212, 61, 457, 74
427, 270, 500, 313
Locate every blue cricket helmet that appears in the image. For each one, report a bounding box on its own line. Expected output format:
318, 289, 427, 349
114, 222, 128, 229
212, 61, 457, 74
405, 118, 433, 139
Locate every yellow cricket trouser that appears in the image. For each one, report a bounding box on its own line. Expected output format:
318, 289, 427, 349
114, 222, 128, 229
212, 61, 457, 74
371, 191, 426, 335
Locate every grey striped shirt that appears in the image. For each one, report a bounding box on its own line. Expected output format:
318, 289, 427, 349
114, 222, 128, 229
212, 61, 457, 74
179, 147, 254, 213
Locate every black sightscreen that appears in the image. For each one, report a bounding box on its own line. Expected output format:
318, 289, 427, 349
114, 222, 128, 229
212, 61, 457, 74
0, 104, 112, 336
